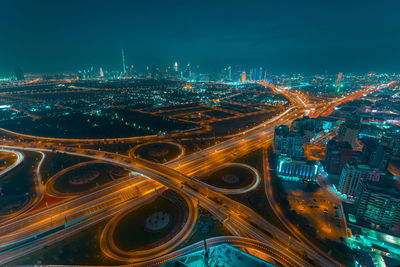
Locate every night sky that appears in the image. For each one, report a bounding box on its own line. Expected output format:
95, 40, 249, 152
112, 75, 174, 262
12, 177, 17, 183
1, 0, 400, 75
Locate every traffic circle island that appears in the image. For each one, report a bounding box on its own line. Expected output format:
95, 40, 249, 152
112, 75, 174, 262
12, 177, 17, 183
100, 190, 197, 262
198, 163, 260, 194
131, 142, 184, 163
46, 161, 130, 197
145, 211, 171, 232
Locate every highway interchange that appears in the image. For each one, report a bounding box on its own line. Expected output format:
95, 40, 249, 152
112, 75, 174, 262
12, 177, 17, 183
0, 82, 392, 266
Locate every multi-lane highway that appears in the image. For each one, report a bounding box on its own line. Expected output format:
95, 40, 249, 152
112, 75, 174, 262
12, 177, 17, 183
0, 103, 314, 265
0, 82, 391, 266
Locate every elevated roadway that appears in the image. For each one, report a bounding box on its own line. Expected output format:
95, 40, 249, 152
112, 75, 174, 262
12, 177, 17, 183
0, 82, 390, 265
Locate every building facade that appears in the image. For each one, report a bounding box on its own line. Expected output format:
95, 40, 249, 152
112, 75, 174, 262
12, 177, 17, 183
276, 155, 319, 183
338, 163, 380, 198
274, 125, 304, 157
355, 181, 400, 232
324, 139, 354, 175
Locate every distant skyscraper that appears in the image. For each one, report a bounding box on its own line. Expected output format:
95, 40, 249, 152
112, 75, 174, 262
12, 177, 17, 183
14, 67, 24, 81
150, 65, 159, 79
121, 48, 126, 73
130, 65, 134, 77
258, 67, 264, 81
99, 67, 104, 77
228, 66, 232, 81
195, 65, 200, 80
336, 72, 343, 93
241, 71, 246, 83
174, 61, 178, 72
184, 63, 192, 79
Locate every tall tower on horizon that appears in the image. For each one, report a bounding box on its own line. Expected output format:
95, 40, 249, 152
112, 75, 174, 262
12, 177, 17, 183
174, 61, 178, 72
121, 48, 126, 73
241, 71, 246, 83
336, 72, 343, 93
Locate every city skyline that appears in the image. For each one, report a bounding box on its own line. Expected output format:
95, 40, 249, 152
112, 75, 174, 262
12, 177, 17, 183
2, 0, 400, 75
1, 1, 400, 266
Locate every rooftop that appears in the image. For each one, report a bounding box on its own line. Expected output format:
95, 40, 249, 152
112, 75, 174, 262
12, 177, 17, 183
163, 243, 275, 267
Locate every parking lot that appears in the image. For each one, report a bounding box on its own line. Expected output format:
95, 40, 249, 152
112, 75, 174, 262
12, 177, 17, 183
287, 189, 346, 241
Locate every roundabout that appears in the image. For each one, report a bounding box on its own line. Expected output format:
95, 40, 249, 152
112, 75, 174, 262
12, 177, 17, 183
131, 142, 184, 163
197, 163, 260, 194
100, 190, 198, 263
144, 211, 171, 232
45, 161, 130, 197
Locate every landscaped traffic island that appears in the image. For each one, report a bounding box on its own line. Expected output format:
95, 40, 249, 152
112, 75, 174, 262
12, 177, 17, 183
46, 161, 130, 196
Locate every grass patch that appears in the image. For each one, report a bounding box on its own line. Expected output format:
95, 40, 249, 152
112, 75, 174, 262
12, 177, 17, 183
0, 151, 39, 216
113, 191, 187, 251
134, 142, 181, 163
200, 166, 253, 189
52, 163, 127, 194
41, 152, 90, 183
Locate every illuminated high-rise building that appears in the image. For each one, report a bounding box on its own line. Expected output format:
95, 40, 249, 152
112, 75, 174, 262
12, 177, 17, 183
174, 61, 178, 72
184, 63, 192, 79
355, 180, 400, 232
336, 72, 343, 93
241, 71, 246, 83
150, 65, 159, 79
130, 65, 134, 77
251, 68, 257, 81
338, 162, 380, 198
121, 48, 126, 73
195, 65, 200, 80
274, 125, 304, 157
221, 67, 229, 81
258, 67, 264, 81
99, 67, 104, 77
249, 67, 265, 81
228, 66, 232, 81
